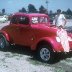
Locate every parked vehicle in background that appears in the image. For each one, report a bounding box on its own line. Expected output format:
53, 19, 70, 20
0, 13, 72, 63
0, 15, 8, 23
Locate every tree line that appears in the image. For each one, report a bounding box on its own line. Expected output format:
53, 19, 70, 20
0, 4, 72, 19
19, 4, 48, 14
19, 4, 72, 19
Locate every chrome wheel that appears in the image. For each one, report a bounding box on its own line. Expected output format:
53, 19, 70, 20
40, 48, 50, 61
37, 44, 54, 63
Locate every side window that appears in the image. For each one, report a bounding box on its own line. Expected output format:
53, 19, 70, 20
18, 16, 29, 25
32, 17, 38, 24
44, 17, 48, 23
11, 16, 18, 24
39, 17, 48, 23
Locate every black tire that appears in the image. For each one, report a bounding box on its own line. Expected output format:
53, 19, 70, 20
0, 34, 10, 50
37, 45, 54, 63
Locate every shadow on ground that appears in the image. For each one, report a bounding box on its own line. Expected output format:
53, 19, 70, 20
28, 52, 72, 64
0, 45, 33, 56
1, 45, 72, 64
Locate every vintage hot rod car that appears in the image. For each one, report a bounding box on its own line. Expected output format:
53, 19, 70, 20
0, 13, 72, 63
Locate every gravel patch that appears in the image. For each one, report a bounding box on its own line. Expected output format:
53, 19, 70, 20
0, 51, 55, 72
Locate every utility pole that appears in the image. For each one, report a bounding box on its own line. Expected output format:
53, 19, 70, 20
46, 0, 49, 14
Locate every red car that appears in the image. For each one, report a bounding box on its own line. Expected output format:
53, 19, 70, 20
0, 13, 72, 63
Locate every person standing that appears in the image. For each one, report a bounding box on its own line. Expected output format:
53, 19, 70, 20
53, 9, 66, 28
54, 9, 70, 52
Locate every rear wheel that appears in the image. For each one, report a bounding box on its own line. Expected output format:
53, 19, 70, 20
37, 45, 54, 63
0, 34, 10, 50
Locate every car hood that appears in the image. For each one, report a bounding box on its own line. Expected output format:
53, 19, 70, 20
31, 24, 58, 36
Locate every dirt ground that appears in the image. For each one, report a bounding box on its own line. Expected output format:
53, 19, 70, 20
0, 46, 72, 72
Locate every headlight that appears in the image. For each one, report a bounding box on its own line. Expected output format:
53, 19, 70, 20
56, 37, 61, 42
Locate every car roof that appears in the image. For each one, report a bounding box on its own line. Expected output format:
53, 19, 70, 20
13, 12, 48, 17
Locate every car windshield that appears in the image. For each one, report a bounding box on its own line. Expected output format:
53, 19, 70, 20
31, 16, 48, 24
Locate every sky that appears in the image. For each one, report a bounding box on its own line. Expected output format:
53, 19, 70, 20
0, 0, 72, 13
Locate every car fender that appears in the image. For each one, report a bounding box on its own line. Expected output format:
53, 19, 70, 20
0, 31, 10, 42
31, 37, 61, 52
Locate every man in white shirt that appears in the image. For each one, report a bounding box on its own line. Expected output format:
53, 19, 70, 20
53, 9, 66, 28
54, 9, 70, 52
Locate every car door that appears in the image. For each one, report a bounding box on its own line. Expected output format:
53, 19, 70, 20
7, 15, 34, 46
15, 16, 35, 46
6, 15, 21, 44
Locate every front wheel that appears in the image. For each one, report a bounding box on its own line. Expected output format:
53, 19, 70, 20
0, 34, 10, 50
37, 45, 54, 63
